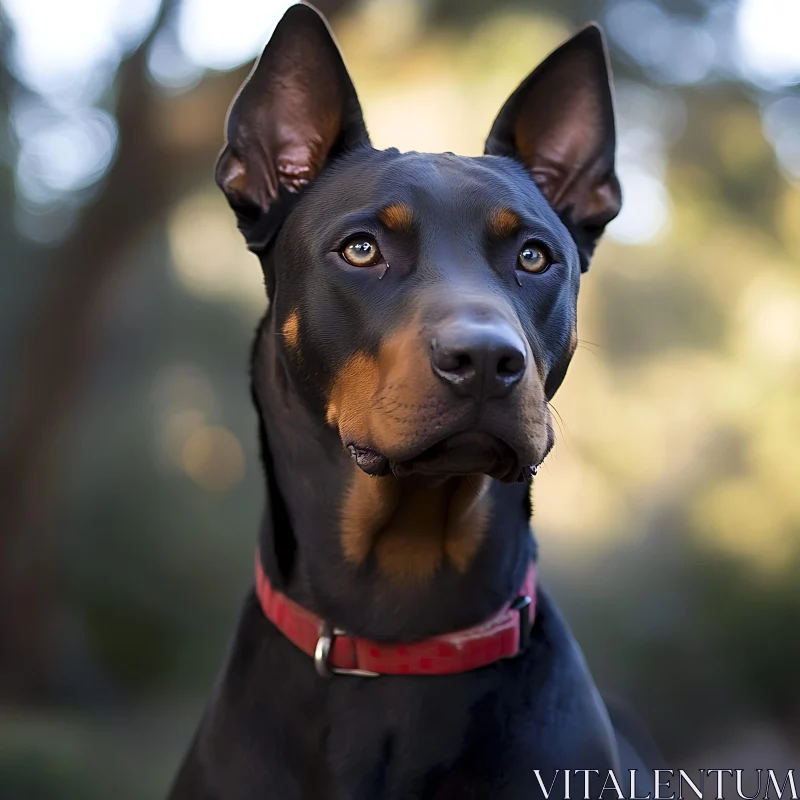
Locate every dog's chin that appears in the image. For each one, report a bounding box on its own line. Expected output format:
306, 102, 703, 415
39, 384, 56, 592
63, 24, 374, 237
347, 432, 531, 484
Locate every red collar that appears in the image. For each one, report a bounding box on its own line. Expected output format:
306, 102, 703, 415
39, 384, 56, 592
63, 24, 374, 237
255, 554, 536, 677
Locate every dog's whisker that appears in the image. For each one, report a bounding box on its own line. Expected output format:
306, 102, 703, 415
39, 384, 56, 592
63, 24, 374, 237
546, 400, 570, 448
575, 343, 603, 361
546, 400, 568, 431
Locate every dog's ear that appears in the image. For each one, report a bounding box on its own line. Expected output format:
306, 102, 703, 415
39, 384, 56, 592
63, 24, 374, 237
216, 3, 369, 250
485, 24, 621, 271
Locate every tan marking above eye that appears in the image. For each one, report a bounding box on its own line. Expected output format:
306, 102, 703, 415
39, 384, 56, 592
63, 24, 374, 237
282, 310, 300, 352
377, 203, 414, 233
488, 207, 522, 239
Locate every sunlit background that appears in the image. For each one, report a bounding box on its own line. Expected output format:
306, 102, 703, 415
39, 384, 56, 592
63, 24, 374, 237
1, 0, 799, 796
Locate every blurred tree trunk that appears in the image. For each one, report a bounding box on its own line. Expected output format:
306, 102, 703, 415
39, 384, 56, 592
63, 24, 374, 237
0, 8, 235, 703
0, 0, 357, 703
0, 12, 170, 705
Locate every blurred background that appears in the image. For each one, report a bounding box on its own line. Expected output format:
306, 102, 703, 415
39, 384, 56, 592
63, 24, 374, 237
1, 0, 799, 795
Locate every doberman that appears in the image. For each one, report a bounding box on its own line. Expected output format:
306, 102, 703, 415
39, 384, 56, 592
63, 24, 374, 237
169, 4, 660, 798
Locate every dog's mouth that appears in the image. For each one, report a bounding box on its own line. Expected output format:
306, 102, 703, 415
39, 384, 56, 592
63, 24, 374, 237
347, 432, 536, 484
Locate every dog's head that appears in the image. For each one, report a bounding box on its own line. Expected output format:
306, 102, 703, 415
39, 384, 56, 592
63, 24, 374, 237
217, 3, 619, 536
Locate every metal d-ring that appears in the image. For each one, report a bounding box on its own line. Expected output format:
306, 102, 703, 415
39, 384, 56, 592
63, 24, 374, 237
314, 621, 334, 678
314, 622, 379, 678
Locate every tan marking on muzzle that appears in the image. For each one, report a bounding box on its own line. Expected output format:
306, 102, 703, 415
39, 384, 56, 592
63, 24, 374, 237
535, 356, 546, 384
329, 316, 537, 582
325, 323, 432, 453
326, 352, 381, 433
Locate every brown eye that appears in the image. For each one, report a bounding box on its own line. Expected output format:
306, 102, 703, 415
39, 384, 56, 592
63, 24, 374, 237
341, 236, 382, 267
517, 243, 550, 274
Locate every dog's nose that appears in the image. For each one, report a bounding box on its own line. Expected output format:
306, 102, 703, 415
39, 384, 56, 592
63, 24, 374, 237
431, 320, 527, 400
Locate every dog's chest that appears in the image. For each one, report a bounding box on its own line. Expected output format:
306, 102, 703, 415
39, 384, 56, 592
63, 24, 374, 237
182, 592, 618, 800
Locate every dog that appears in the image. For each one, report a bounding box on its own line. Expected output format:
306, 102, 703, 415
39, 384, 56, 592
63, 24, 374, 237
169, 4, 659, 798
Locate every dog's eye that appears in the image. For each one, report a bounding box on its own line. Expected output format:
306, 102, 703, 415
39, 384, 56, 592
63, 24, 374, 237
517, 243, 550, 274
341, 236, 382, 267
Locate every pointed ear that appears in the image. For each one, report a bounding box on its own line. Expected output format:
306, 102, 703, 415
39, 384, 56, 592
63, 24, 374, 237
485, 24, 621, 271
215, 3, 370, 250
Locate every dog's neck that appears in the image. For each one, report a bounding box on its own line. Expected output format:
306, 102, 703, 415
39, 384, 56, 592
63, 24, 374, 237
252, 312, 536, 641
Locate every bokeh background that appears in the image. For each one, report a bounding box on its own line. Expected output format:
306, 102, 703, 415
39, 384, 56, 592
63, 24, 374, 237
1, 0, 799, 796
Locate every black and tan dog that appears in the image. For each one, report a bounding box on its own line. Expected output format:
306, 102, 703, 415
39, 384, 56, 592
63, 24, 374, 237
170, 4, 659, 798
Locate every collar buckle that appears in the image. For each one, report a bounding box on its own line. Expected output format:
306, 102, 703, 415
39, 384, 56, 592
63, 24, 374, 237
314, 622, 379, 678
510, 595, 532, 656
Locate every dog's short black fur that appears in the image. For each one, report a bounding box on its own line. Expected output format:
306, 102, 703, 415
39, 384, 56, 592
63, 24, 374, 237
169, 5, 658, 798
